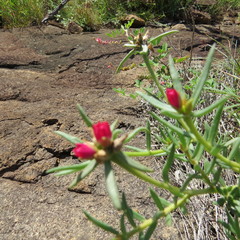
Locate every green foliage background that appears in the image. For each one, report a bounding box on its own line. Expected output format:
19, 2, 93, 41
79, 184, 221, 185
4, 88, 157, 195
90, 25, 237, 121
0, 0, 239, 29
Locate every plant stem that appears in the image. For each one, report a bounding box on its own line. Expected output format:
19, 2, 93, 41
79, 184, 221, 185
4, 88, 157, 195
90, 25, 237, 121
114, 159, 183, 197
184, 116, 240, 173
124, 149, 165, 157
142, 53, 165, 97
126, 194, 189, 238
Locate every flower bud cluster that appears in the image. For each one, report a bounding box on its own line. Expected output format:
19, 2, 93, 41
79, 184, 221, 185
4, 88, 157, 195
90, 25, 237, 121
73, 122, 125, 163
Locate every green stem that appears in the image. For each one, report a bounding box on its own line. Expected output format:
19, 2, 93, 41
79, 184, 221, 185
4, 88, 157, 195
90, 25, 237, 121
126, 194, 189, 238
116, 161, 183, 197
124, 149, 165, 157
142, 53, 165, 97
185, 186, 216, 196
184, 116, 240, 173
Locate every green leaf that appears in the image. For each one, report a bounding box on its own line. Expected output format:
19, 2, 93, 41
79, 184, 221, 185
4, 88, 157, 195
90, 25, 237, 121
173, 55, 189, 63
69, 160, 97, 188
112, 129, 123, 140
111, 119, 119, 132
180, 173, 200, 192
124, 127, 148, 144
104, 161, 122, 210
150, 189, 172, 225
226, 211, 240, 235
55, 169, 77, 176
204, 158, 216, 175
177, 133, 187, 150
132, 210, 146, 222
153, 133, 168, 145
208, 102, 225, 144
162, 144, 175, 183
143, 221, 158, 240
76, 104, 92, 127
54, 131, 82, 144
122, 193, 136, 227
149, 30, 179, 46
193, 97, 228, 117
46, 161, 91, 174
120, 215, 127, 235
228, 138, 240, 162
218, 220, 236, 240
224, 137, 240, 148
157, 126, 168, 142
116, 49, 136, 73
84, 211, 119, 235
150, 188, 171, 210
137, 91, 183, 119
112, 152, 153, 172
192, 131, 207, 162
212, 167, 224, 185
123, 18, 134, 29
150, 112, 191, 138
169, 55, 184, 96
146, 121, 151, 151
124, 145, 146, 152
192, 44, 216, 108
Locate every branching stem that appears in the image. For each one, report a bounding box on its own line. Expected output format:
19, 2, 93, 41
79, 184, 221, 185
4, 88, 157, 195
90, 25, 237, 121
184, 116, 240, 173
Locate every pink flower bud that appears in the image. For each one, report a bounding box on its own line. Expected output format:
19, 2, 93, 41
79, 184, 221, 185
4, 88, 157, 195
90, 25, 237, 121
166, 88, 182, 109
73, 143, 96, 159
93, 122, 112, 147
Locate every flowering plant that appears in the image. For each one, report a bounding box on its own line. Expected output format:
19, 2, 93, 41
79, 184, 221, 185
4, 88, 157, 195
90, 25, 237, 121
47, 28, 240, 239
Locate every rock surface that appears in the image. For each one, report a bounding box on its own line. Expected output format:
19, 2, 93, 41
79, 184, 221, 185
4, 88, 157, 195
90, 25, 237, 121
0, 23, 239, 239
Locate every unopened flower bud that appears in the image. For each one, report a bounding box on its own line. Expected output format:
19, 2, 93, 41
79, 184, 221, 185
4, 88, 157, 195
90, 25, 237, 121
93, 122, 112, 147
166, 88, 182, 110
73, 143, 96, 159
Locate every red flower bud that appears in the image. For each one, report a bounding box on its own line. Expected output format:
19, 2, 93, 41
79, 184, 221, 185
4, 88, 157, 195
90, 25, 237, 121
93, 122, 112, 147
73, 143, 96, 159
166, 88, 182, 109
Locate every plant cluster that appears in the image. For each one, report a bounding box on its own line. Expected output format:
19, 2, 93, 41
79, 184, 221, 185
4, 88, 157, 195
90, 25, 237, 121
47, 25, 240, 239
